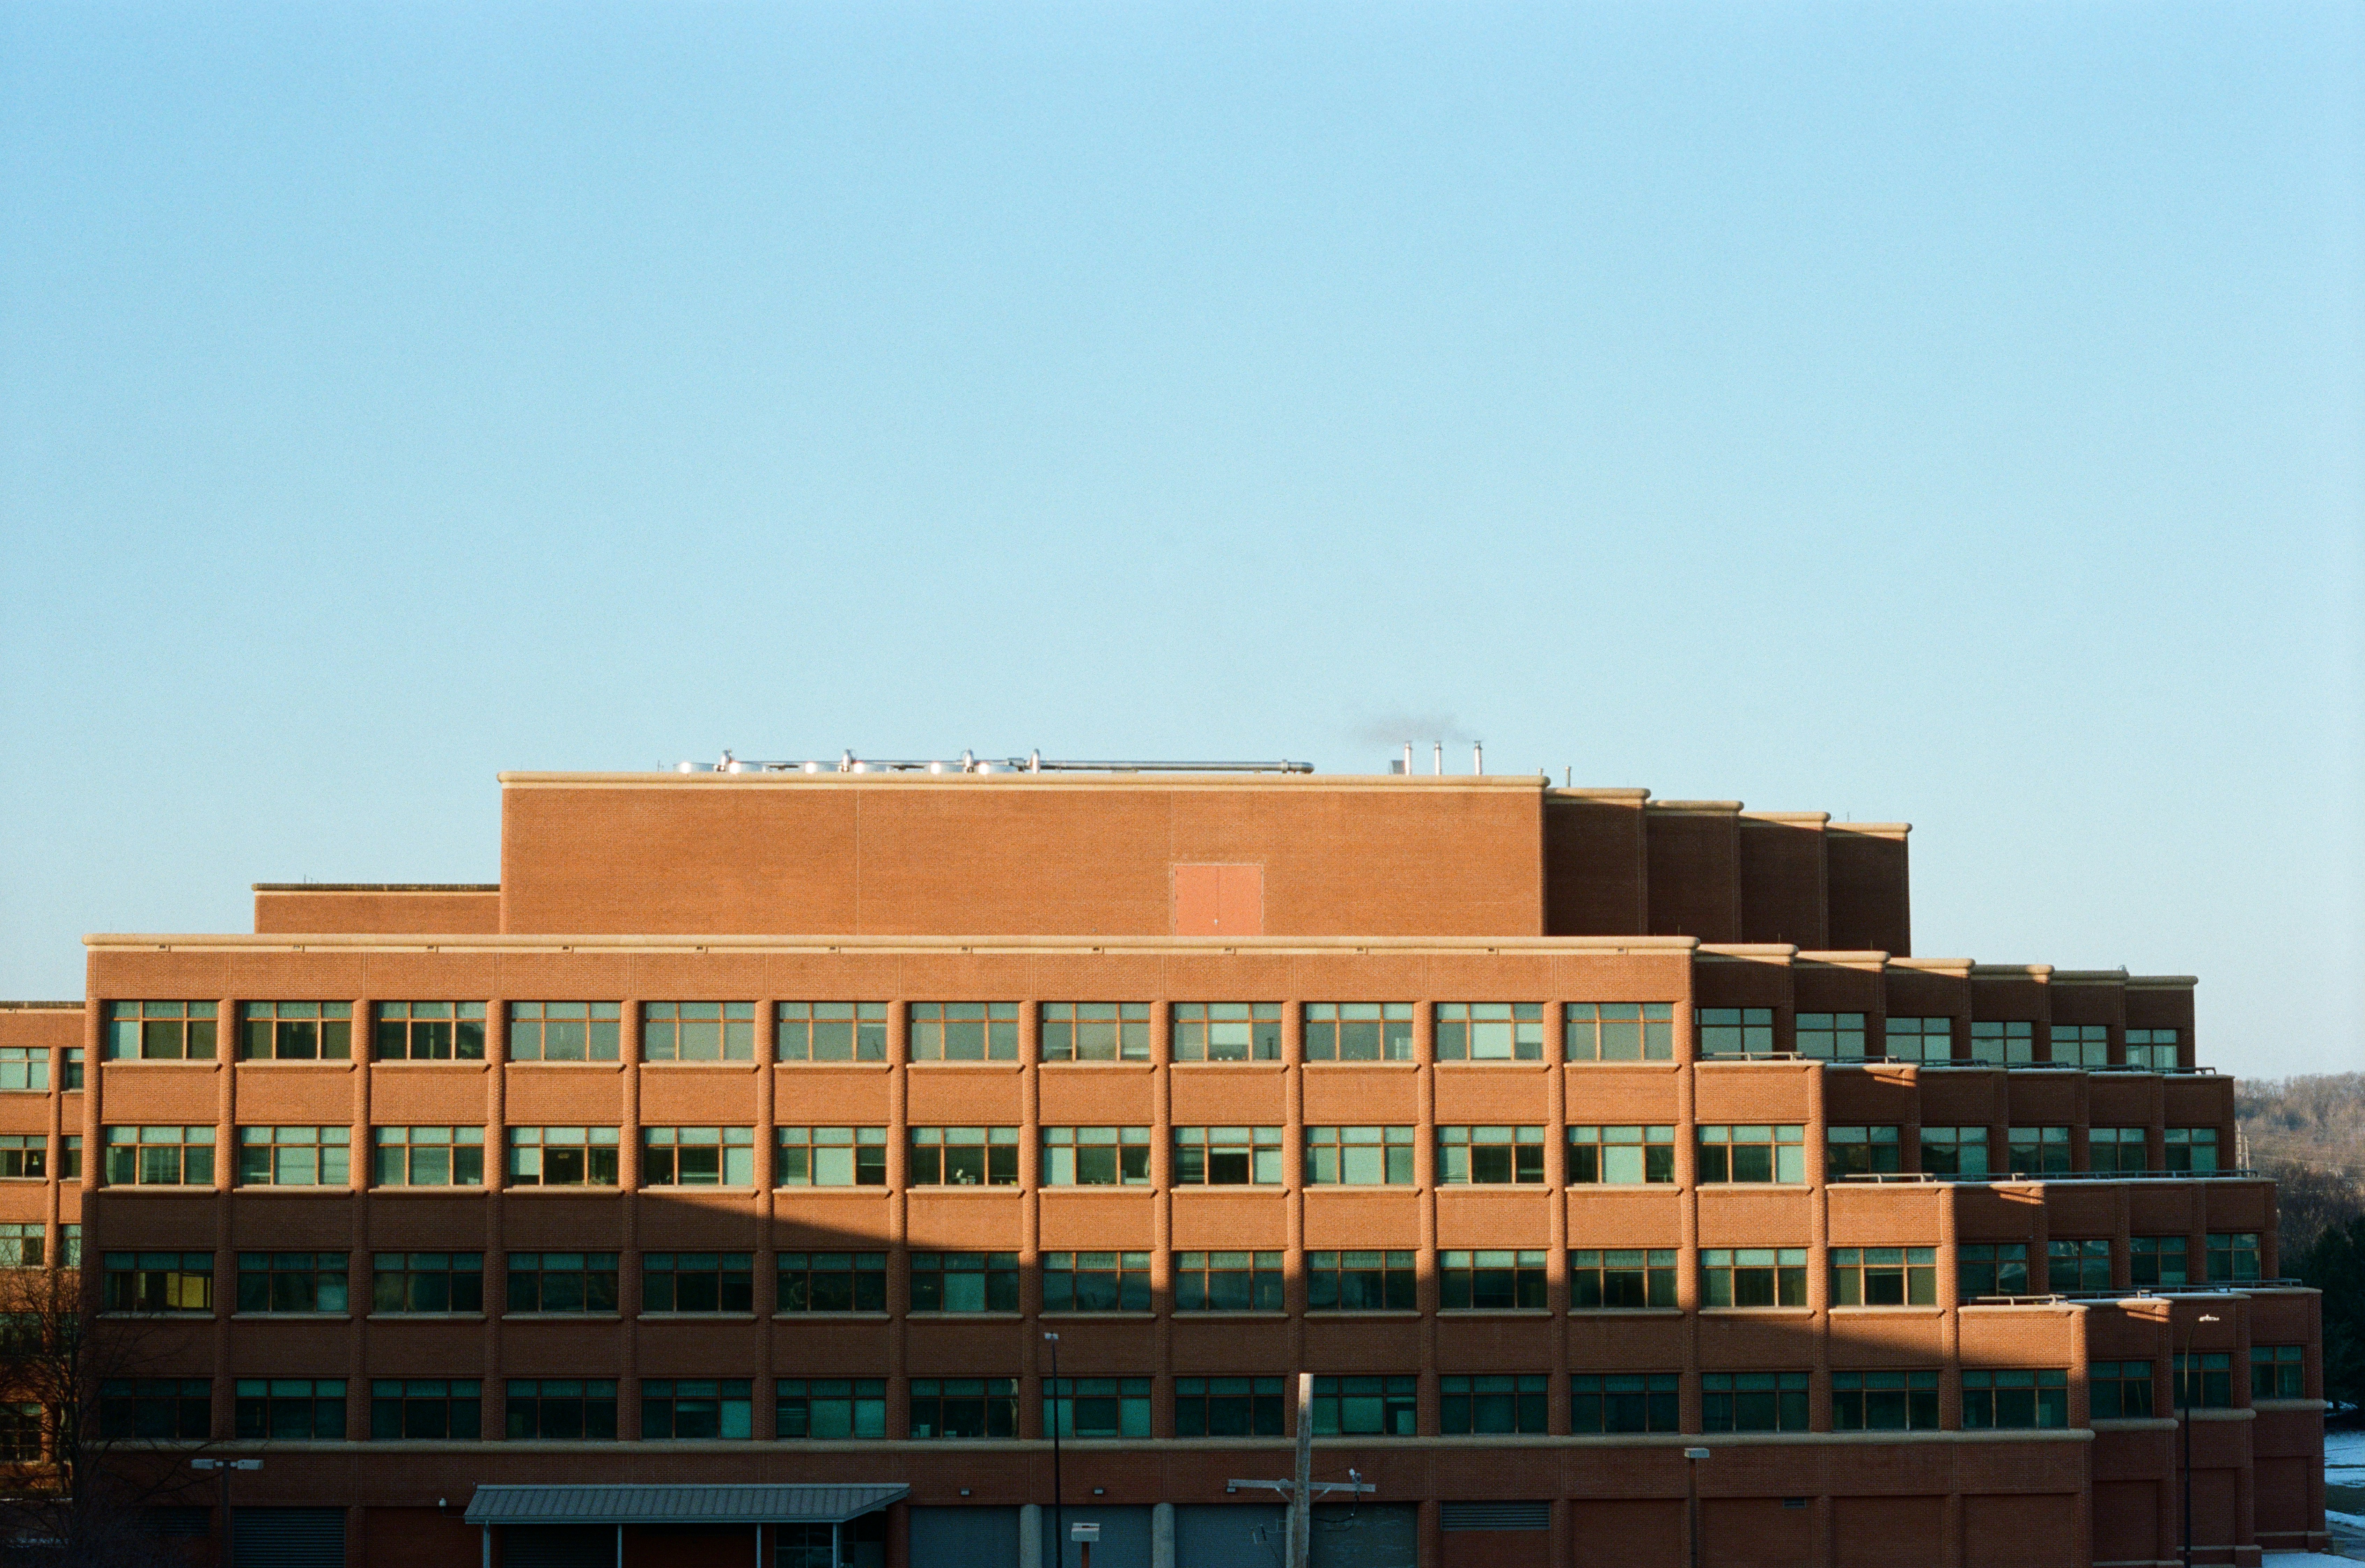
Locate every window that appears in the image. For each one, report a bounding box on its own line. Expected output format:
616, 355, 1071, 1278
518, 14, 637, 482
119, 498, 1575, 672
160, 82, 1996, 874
62, 1049, 83, 1092
1701, 1371, 1809, 1432
505, 1380, 617, 1439
1796, 1012, 1868, 1059
775, 1002, 888, 1062
2050, 1023, 2109, 1067
907, 1126, 1018, 1186
373, 1253, 482, 1314
640, 1001, 753, 1061
1568, 1249, 1678, 1309
1701, 1249, 1808, 1308
2006, 1126, 2070, 1175
1439, 1374, 1548, 1433
909, 1378, 1016, 1438
642, 1378, 752, 1439
235, 1378, 344, 1439
104, 1000, 217, 1060
2047, 1238, 2113, 1293
1827, 1125, 1901, 1177
1962, 1368, 2069, 1428
1044, 1252, 1151, 1312
908, 1002, 1018, 1062
1306, 1251, 1416, 1311
372, 1001, 485, 1060
506, 1126, 620, 1185
2125, 1028, 2180, 1071
643, 1252, 754, 1313
2091, 1360, 2157, 1420
1568, 1126, 1674, 1184
1830, 1247, 1937, 1306
1969, 1020, 2035, 1066
777, 1379, 886, 1438
0, 1404, 39, 1462
103, 1252, 212, 1313
1564, 1002, 1674, 1062
1697, 1125, 1805, 1183
372, 1379, 480, 1439
1831, 1370, 1939, 1430
1042, 1126, 1150, 1185
1176, 1376, 1285, 1437
1044, 1376, 1151, 1438
1696, 1007, 1775, 1057
909, 1252, 1019, 1312
506, 1001, 620, 1061
0, 1136, 45, 1180
506, 1252, 619, 1314
775, 1126, 884, 1186
103, 1126, 215, 1186
643, 1126, 756, 1186
2166, 1128, 2220, 1172
1305, 1125, 1414, 1185
1439, 1250, 1547, 1310
1957, 1243, 2029, 1299
1175, 1251, 1284, 1312
59, 1136, 80, 1181
2089, 1126, 2149, 1173
2252, 1345, 2304, 1400
237, 1252, 348, 1314
0, 1047, 47, 1092
370, 1126, 484, 1187
1437, 1125, 1545, 1184
0, 1223, 43, 1266
1570, 1373, 1679, 1433
1882, 1016, 1952, 1063
1436, 1003, 1542, 1061
1311, 1375, 1416, 1436
2171, 1353, 2234, 1409
1303, 1002, 1413, 1062
2129, 1235, 2189, 1289
237, 1125, 351, 1186
58, 1223, 78, 1267
100, 1378, 210, 1440
2206, 1232, 2260, 1282
239, 1001, 352, 1060
1173, 1125, 1283, 1185
1040, 1002, 1149, 1062
1173, 1003, 1281, 1063
777, 1252, 887, 1312
1920, 1125, 1989, 1176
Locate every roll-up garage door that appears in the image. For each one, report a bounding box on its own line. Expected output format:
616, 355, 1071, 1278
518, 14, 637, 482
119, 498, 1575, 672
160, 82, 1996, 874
500, 1525, 614, 1568
231, 1508, 345, 1568
909, 1505, 1019, 1568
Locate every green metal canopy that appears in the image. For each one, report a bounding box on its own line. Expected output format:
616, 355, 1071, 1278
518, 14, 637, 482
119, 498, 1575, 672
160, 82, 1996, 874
463, 1483, 907, 1526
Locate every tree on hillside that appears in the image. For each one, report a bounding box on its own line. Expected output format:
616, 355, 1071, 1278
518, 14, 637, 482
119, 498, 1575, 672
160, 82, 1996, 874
2302, 1214, 2365, 1412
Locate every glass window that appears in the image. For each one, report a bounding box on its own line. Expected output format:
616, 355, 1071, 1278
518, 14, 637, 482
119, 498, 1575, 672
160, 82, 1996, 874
1173, 1126, 1283, 1185
104, 1001, 218, 1061
0, 1136, 45, 1181
2091, 1360, 2157, 1420
1435, 1003, 1542, 1062
237, 1125, 350, 1187
1969, 1020, 2035, 1066
98, 1378, 211, 1440
1882, 1016, 1952, 1064
2088, 1126, 2149, 1174
1173, 1003, 1281, 1063
908, 1378, 1016, 1439
2173, 1352, 2236, 1409
506, 1252, 620, 1314
1436, 1125, 1545, 1184
1041, 1003, 1150, 1062
0, 1223, 42, 1267
642, 1126, 756, 1186
1700, 1371, 1810, 1432
1700, 1248, 1808, 1308
1175, 1376, 1285, 1437
641, 1002, 754, 1061
641, 1378, 752, 1439
1564, 1002, 1674, 1062
2129, 1235, 2190, 1289
2047, 1238, 2113, 1293
59, 1223, 79, 1267
0, 1403, 37, 1462
2205, 1233, 2260, 1282
1957, 1243, 2031, 1299
2050, 1023, 2109, 1067
0, 1048, 48, 1092
1697, 1125, 1806, 1183
59, 1136, 80, 1181
1920, 1125, 1989, 1176
1439, 1373, 1548, 1433
1570, 1372, 1679, 1433
506, 1001, 620, 1062
2124, 1028, 2181, 1071
775, 1126, 885, 1187
62, 1049, 83, 1092
1796, 1012, 1868, 1059
908, 1002, 1018, 1062
236, 1252, 348, 1314
1696, 1007, 1776, 1057
908, 1252, 1020, 1313
1041, 1126, 1150, 1185
372, 1253, 483, 1314
1439, 1250, 1546, 1309
642, 1252, 754, 1313
1303, 1003, 1413, 1062
103, 1251, 213, 1314
1567, 1125, 1674, 1184
235, 1001, 352, 1061
1961, 1368, 2069, 1428
907, 1126, 1018, 1186
1174, 1251, 1284, 1312
1044, 1376, 1151, 1438
2251, 1345, 2304, 1401
2165, 1128, 2220, 1173
777, 1378, 886, 1439
1305, 1251, 1416, 1311
504, 1380, 617, 1440
1304, 1125, 1414, 1185
776, 1252, 887, 1313
370, 1126, 483, 1187
103, 1126, 215, 1186
2006, 1126, 2071, 1175
775, 1002, 888, 1062
372, 1001, 486, 1061
234, 1378, 345, 1440
1831, 1370, 1939, 1430
505, 1126, 620, 1186
1042, 1252, 1151, 1312
1310, 1375, 1416, 1436
371, 1378, 480, 1440
1568, 1249, 1678, 1309
1830, 1247, 1937, 1306
1827, 1125, 1902, 1177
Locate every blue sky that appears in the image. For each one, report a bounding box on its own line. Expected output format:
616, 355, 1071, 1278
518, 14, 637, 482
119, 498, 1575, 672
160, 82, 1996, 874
3, 1, 2358, 1080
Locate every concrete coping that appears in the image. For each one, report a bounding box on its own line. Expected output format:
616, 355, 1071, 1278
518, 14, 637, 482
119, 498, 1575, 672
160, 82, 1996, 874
84, 932, 1707, 955
497, 771, 1550, 792
253, 883, 498, 893
0, 999, 83, 1010
1645, 800, 1744, 813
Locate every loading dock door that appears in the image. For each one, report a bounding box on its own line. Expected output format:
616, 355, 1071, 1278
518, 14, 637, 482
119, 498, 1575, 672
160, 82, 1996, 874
231, 1507, 346, 1568
501, 1525, 614, 1568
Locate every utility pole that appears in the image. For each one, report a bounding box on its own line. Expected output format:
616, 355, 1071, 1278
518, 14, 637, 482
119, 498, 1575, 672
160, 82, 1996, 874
1684, 1448, 1710, 1568
1227, 1376, 1372, 1568
192, 1457, 261, 1567
1045, 1332, 1063, 1568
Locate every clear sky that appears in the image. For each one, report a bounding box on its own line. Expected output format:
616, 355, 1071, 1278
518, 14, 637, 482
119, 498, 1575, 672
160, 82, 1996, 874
2, 2, 2359, 1081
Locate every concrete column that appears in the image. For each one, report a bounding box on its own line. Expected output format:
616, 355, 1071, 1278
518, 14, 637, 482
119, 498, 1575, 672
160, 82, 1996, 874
1151, 1502, 1176, 1568
1019, 1503, 1044, 1568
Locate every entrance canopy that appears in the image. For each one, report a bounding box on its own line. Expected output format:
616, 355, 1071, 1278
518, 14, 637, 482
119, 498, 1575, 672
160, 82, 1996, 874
463, 1484, 907, 1527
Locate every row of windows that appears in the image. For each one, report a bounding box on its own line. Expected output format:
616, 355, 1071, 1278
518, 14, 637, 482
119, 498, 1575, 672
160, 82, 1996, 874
100, 999, 2189, 1068
0, 1046, 83, 1093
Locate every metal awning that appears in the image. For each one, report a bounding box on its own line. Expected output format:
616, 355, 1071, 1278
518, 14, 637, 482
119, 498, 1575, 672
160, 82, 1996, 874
464, 1484, 908, 1526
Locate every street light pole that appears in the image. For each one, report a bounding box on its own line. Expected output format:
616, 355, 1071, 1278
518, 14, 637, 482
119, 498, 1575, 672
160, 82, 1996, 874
192, 1457, 261, 1567
1044, 1332, 1063, 1568
1685, 1447, 1710, 1568
2181, 1314, 2220, 1568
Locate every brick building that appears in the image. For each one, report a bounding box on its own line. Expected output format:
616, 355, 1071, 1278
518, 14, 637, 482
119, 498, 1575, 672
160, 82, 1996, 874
0, 764, 2331, 1567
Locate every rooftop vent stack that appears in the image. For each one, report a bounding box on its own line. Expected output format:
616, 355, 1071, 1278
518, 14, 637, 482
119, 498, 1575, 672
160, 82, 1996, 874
1473, 742, 1483, 776
1433, 742, 1443, 776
